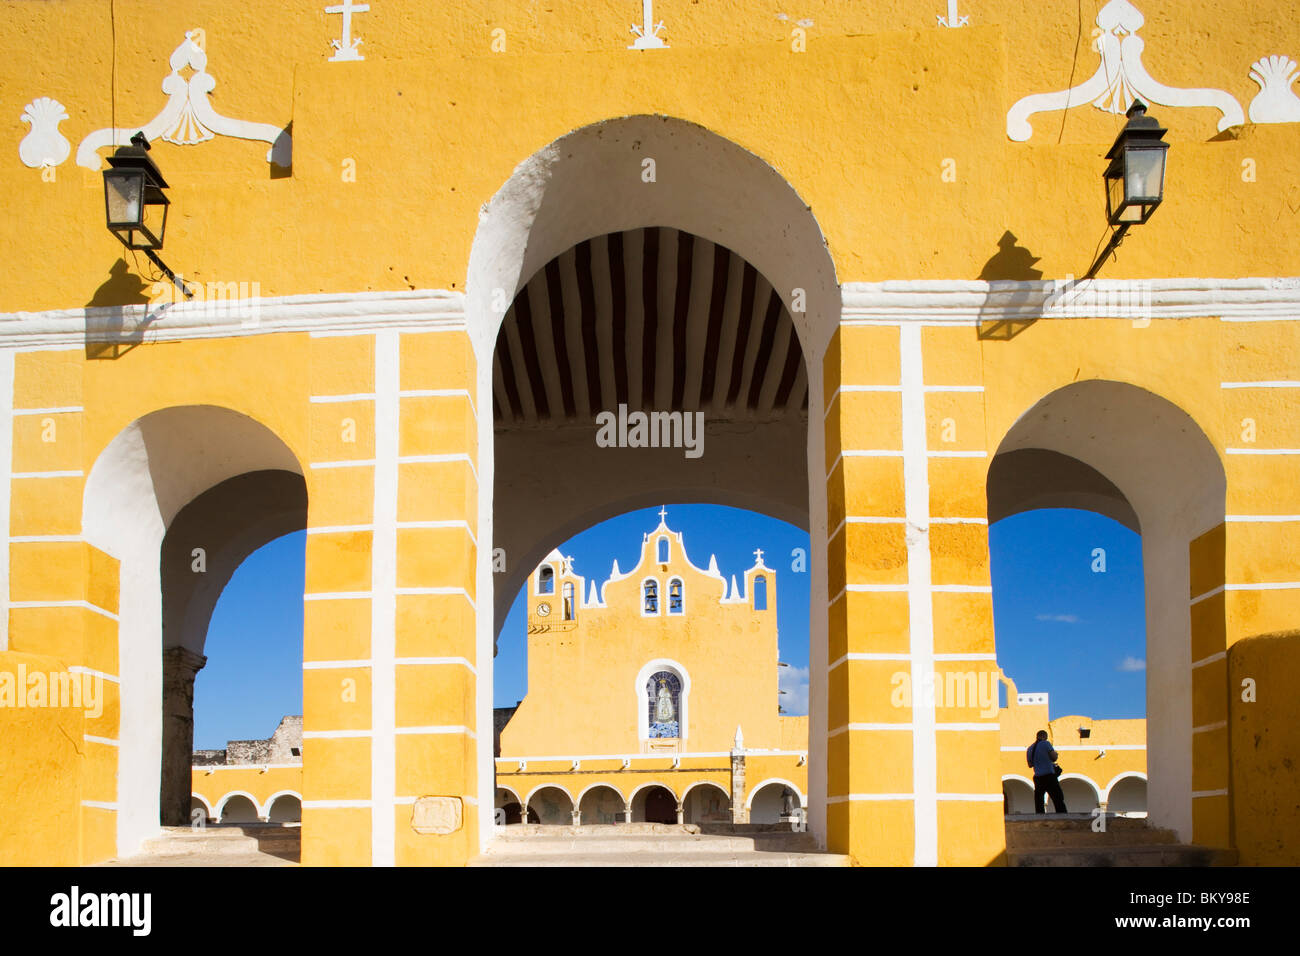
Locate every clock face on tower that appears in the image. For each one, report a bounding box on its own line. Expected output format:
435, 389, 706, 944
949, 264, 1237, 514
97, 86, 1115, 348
536, 602, 551, 617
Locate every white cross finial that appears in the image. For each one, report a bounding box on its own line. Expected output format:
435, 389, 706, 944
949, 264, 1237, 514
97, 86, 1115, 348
326, 0, 370, 62
937, 0, 969, 28
658, 505, 668, 522
629, 0, 668, 49
753, 548, 764, 564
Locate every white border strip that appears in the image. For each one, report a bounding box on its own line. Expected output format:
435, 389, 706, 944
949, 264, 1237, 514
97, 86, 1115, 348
840, 277, 1300, 323
371, 329, 399, 867
900, 323, 938, 867
0, 350, 11, 651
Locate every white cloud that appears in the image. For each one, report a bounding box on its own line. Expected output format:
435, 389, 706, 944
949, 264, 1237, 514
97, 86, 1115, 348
1117, 656, 1146, 672
1035, 613, 1079, 623
779, 664, 809, 716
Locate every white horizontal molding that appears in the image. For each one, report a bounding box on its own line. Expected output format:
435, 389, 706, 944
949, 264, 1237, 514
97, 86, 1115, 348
0, 289, 467, 348
841, 277, 1300, 324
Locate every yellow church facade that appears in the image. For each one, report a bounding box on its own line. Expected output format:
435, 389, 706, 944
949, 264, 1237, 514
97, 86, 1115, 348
0, 0, 1297, 868
494, 513, 810, 826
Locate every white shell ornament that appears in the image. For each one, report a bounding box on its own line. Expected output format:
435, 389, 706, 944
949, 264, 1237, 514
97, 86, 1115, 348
19, 97, 71, 168
1248, 55, 1300, 124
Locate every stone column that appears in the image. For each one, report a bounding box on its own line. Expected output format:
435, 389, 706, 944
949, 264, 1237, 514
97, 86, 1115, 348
623, 805, 633, 824
572, 809, 582, 826
730, 726, 747, 824
676, 803, 684, 825
160, 646, 207, 826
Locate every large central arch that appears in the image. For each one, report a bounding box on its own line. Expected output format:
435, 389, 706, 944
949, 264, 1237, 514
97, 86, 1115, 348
466, 115, 841, 849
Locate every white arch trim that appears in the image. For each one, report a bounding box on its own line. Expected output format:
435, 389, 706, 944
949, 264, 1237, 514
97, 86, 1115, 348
190, 793, 214, 817
1103, 771, 1149, 800
636, 658, 691, 742
745, 778, 806, 810
576, 782, 628, 806
261, 790, 303, 818
215, 790, 262, 820
494, 784, 523, 805
681, 780, 730, 804
1001, 774, 1035, 789
627, 781, 680, 805
523, 783, 575, 807
1058, 774, 1102, 800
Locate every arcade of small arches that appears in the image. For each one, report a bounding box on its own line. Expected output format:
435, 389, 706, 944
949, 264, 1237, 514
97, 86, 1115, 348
1001, 773, 1149, 815
190, 791, 302, 825
493, 779, 804, 827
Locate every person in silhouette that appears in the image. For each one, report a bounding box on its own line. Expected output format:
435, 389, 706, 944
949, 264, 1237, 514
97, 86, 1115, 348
1027, 729, 1067, 814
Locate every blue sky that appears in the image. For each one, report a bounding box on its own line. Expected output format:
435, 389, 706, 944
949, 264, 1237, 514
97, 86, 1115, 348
193, 505, 1147, 748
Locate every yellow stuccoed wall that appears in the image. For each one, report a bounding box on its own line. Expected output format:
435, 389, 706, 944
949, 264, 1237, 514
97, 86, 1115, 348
0, 0, 1297, 867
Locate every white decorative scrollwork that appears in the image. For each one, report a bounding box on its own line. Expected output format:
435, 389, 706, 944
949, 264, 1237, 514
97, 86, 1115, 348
76, 30, 291, 170
1247, 55, 1300, 124
1007, 0, 1244, 142
18, 97, 71, 168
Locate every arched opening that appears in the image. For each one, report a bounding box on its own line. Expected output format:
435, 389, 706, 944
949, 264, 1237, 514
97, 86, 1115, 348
987, 381, 1225, 843
643, 579, 659, 615
1107, 774, 1148, 815
683, 783, 730, 824
470, 114, 840, 849
526, 786, 574, 826
494, 786, 525, 825
217, 793, 259, 824
749, 781, 802, 824
753, 575, 768, 611
190, 795, 212, 824
667, 578, 684, 615
578, 786, 626, 825
266, 794, 302, 824
1060, 776, 1101, 812
82, 405, 306, 855
1002, 777, 1036, 815
631, 785, 677, 824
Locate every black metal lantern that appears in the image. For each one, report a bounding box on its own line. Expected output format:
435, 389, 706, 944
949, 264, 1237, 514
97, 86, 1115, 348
103, 132, 170, 250
101, 132, 190, 297
1103, 101, 1169, 226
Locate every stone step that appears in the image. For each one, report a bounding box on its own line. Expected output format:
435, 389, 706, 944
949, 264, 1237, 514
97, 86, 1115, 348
1007, 845, 1238, 867
139, 825, 300, 857
470, 850, 851, 867
486, 828, 820, 854
1006, 817, 1178, 849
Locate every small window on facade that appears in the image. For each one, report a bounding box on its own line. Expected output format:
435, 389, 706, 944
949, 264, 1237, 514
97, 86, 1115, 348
563, 582, 575, 620
754, 575, 768, 611
669, 579, 683, 614
658, 537, 669, 563
644, 580, 659, 614
290, 747, 301, 757
538, 565, 554, 594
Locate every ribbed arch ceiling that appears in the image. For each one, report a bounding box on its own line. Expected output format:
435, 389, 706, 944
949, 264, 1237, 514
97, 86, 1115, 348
493, 227, 808, 427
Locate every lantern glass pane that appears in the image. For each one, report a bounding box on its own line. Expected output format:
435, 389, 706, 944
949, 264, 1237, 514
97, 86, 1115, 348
1125, 147, 1166, 202
105, 170, 144, 227
1106, 171, 1126, 222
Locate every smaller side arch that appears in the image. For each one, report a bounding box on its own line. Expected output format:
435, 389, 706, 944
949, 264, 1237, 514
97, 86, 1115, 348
744, 778, 805, 810
1058, 774, 1102, 810
215, 790, 262, 823
262, 790, 303, 823
576, 782, 628, 805
627, 781, 678, 805
1103, 770, 1148, 797
190, 793, 214, 820
524, 783, 575, 806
